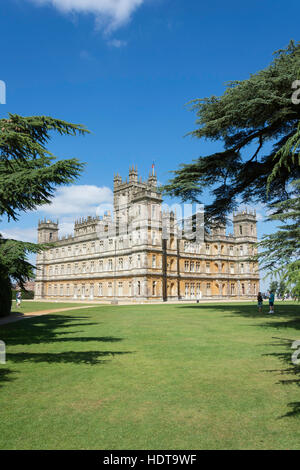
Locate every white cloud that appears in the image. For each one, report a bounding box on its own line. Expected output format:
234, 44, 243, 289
1, 228, 37, 243
107, 38, 128, 47
39, 184, 113, 216
29, 0, 145, 33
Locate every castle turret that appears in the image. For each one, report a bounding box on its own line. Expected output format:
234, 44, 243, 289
114, 173, 122, 187
233, 209, 257, 239
129, 166, 138, 183
38, 219, 59, 243
148, 168, 157, 187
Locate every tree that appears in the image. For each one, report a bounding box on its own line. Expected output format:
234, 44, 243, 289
259, 179, 300, 297
269, 281, 279, 294
162, 41, 300, 224
0, 114, 89, 316
278, 279, 287, 298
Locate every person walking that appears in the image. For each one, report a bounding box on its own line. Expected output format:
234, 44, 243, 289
16, 291, 22, 308
268, 290, 275, 314
257, 292, 263, 313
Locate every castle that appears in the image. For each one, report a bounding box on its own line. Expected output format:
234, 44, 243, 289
34, 167, 260, 302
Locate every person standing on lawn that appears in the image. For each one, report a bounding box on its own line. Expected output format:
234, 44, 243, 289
257, 292, 263, 313
16, 291, 22, 308
268, 290, 275, 314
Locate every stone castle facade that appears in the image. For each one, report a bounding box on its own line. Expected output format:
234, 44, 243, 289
34, 167, 260, 302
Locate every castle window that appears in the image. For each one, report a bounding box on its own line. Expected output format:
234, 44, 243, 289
118, 282, 123, 296
230, 263, 234, 274
66, 284, 70, 296
251, 225, 253, 234
118, 258, 123, 269
206, 283, 211, 295
99, 240, 104, 248
185, 283, 189, 297
241, 263, 244, 274
229, 245, 233, 255
152, 255, 156, 268
240, 245, 244, 255
152, 281, 157, 296
206, 244, 210, 254
60, 265, 64, 274
91, 261, 94, 273
190, 261, 195, 272
55, 265, 58, 275
108, 282, 112, 296
239, 225, 243, 235
54, 284, 57, 296
137, 254, 141, 267
196, 261, 200, 272
190, 283, 195, 297
108, 259, 113, 270
82, 263, 86, 273
98, 283, 103, 296
137, 281, 141, 295
129, 256, 132, 266
184, 261, 189, 271
206, 262, 210, 273
231, 283, 235, 295
60, 285, 63, 296
196, 283, 201, 297
242, 283, 245, 295
109, 239, 113, 246
99, 260, 103, 271
253, 283, 256, 294
49, 232, 53, 240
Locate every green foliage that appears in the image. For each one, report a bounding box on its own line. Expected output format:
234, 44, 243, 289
0, 113, 89, 316
162, 41, 300, 223
277, 280, 287, 298
259, 180, 300, 296
0, 114, 88, 220
11, 289, 34, 300
269, 281, 279, 294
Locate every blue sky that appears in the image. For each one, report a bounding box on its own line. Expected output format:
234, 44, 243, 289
0, 0, 299, 289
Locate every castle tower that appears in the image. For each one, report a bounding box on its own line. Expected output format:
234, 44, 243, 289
129, 166, 138, 183
37, 219, 59, 243
233, 209, 257, 239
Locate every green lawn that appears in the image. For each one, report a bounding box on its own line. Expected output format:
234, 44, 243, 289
10, 300, 91, 314
0, 301, 300, 450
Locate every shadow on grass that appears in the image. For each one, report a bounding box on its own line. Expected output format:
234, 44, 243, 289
0, 314, 123, 346
0, 313, 132, 388
263, 336, 300, 418
7, 350, 131, 365
0, 367, 16, 388
177, 302, 300, 329
178, 303, 300, 418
